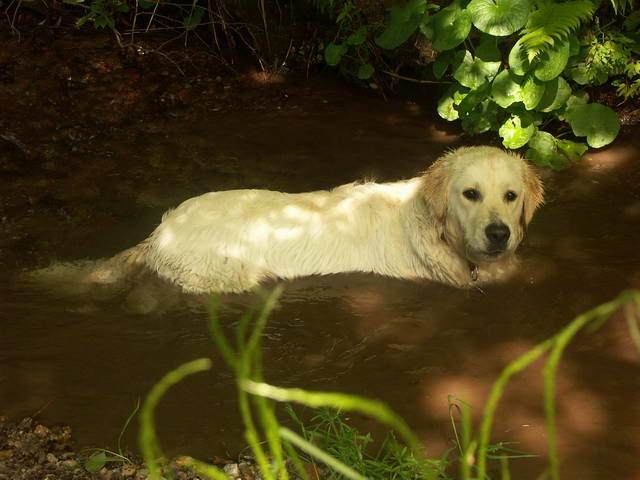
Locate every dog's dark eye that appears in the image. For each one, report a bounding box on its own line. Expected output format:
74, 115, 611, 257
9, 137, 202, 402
504, 191, 518, 202
463, 189, 480, 201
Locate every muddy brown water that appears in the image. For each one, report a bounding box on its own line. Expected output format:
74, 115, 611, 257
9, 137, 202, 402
2, 82, 640, 480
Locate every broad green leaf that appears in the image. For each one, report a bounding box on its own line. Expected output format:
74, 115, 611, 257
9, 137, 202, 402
565, 103, 620, 148
461, 100, 497, 134
522, 74, 545, 110
324, 43, 348, 66
525, 131, 587, 170
508, 38, 531, 75
536, 76, 571, 113
568, 35, 581, 56
432, 49, 466, 79
431, 4, 472, 50
556, 139, 588, 162
357, 63, 375, 80
517, 109, 543, 127
138, 0, 155, 8
526, 131, 562, 168
184, 6, 205, 31
557, 90, 589, 120
433, 50, 454, 79
453, 50, 500, 89
375, 0, 426, 49
533, 40, 570, 81
457, 83, 491, 115
85, 453, 107, 473
526, 130, 587, 169
346, 26, 367, 46
491, 69, 522, 108
499, 115, 536, 148
419, 12, 435, 39
467, 0, 531, 36
476, 34, 501, 62
437, 85, 468, 121
438, 86, 461, 121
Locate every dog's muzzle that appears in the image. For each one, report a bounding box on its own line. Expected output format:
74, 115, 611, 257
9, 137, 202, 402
484, 222, 510, 255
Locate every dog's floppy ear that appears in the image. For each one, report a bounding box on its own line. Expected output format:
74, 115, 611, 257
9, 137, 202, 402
522, 162, 544, 226
420, 157, 449, 222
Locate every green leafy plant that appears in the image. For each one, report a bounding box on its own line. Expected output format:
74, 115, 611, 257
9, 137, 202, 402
427, 0, 620, 169
287, 406, 450, 479
83, 398, 140, 472
613, 61, 640, 102
319, 0, 630, 170
63, 0, 130, 29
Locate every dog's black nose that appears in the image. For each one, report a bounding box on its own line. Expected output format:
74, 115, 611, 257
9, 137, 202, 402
485, 223, 510, 249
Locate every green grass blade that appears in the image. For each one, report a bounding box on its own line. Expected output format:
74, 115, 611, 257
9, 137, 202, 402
282, 438, 311, 480
240, 288, 285, 479
476, 337, 554, 478
118, 397, 140, 457
543, 294, 628, 480
241, 381, 437, 478
207, 295, 238, 371
179, 456, 230, 480
499, 455, 510, 480
279, 427, 369, 480
448, 395, 473, 479
139, 358, 212, 480
625, 302, 640, 356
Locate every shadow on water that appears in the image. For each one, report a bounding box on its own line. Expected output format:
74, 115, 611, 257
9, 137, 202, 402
1, 83, 639, 480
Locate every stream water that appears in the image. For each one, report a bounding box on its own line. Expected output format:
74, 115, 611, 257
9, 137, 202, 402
1, 82, 640, 480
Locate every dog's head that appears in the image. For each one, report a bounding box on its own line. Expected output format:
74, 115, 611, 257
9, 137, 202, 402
421, 146, 544, 265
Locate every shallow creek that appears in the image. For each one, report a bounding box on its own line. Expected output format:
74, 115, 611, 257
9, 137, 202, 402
1, 83, 640, 480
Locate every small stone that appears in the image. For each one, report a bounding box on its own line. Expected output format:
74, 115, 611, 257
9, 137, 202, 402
35, 424, 50, 437
135, 467, 149, 479
46, 453, 58, 464
62, 459, 77, 468
223, 463, 240, 478
122, 463, 136, 477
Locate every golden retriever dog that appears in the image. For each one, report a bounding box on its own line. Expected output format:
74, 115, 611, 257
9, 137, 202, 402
26, 146, 543, 307
79, 145, 543, 294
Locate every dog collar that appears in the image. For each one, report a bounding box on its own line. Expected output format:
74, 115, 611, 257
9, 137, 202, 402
469, 262, 478, 282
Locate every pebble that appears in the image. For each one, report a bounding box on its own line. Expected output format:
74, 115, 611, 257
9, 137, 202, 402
223, 463, 241, 478
34, 424, 50, 437
122, 463, 137, 477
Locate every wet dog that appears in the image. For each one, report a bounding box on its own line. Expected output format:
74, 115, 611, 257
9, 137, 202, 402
27, 146, 543, 307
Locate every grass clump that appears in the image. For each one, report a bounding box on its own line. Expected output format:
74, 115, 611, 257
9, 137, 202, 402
137, 287, 640, 480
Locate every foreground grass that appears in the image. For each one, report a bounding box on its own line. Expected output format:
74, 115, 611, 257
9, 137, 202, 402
138, 288, 640, 480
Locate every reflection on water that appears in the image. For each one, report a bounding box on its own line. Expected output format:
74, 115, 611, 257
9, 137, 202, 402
1, 88, 639, 480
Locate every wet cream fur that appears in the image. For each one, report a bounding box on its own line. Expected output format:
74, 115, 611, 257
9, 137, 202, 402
47, 146, 539, 296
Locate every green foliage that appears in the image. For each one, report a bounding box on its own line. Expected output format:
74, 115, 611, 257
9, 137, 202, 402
375, 0, 429, 50
467, 0, 531, 37
613, 61, 640, 102
519, 0, 596, 60
567, 27, 638, 87
288, 407, 447, 479
427, 3, 472, 51
565, 103, 621, 148
63, 0, 129, 28
438, 0, 620, 166
82, 398, 139, 473
134, 289, 640, 480
609, 0, 636, 15
320, 1, 628, 169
